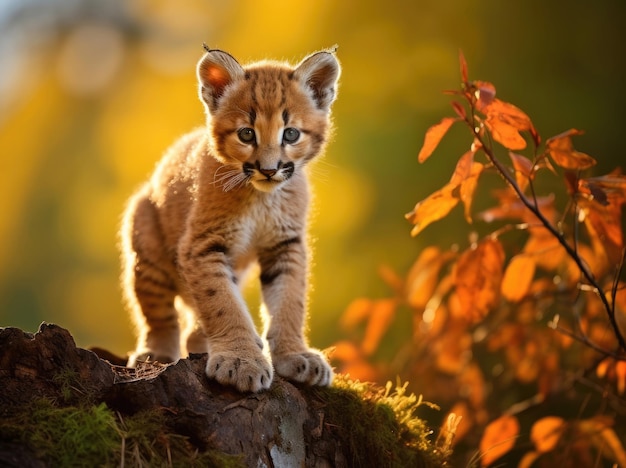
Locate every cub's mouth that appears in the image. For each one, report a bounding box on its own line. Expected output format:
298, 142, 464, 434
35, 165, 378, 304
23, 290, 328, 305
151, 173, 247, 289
243, 161, 295, 192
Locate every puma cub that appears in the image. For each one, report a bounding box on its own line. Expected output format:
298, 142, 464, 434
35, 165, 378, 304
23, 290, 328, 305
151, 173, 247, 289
120, 47, 340, 392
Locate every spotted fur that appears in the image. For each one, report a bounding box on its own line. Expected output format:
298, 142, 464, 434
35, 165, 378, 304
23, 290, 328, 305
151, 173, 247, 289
121, 48, 340, 392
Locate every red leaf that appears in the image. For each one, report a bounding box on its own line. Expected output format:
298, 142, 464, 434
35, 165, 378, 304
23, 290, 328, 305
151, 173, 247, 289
451, 100, 466, 119
459, 50, 468, 84
530, 125, 542, 147
418, 117, 459, 163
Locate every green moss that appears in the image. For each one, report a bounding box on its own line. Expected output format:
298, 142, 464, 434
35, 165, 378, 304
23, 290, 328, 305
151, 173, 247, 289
0, 399, 243, 468
51, 367, 85, 403
311, 375, 450, 467
1, 399, 119, 467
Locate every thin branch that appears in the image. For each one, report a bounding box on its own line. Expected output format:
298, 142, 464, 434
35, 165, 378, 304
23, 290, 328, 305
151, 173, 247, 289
611, 249, 626, 314
551, 323, 624, 359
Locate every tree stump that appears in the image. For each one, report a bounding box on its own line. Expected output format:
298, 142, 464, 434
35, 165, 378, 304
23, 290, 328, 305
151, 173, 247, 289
0, 323, 438, 467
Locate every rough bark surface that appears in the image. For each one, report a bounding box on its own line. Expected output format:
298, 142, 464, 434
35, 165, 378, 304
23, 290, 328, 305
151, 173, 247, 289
0, 323, 431, 467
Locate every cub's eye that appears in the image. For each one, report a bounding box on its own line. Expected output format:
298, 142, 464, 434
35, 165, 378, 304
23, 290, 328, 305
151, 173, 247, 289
283, 127, 300, 144
238, 127, 256, 143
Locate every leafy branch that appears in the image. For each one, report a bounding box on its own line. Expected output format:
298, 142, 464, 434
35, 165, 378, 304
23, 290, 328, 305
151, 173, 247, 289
333, 51, 626, 467
412, 51, 626, 356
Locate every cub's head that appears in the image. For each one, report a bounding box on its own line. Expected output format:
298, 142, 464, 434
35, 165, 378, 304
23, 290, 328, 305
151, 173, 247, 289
197, 47, 340, 193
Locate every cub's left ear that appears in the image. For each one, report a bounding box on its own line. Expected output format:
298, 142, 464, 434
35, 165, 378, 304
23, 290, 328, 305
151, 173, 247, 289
197, 47, 244, 113
293, 48, 341, 111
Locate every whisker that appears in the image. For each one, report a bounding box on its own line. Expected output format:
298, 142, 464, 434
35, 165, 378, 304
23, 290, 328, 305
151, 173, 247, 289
222, 173, 249, 192
212, 164, 241, 188
213, 171, 241, 184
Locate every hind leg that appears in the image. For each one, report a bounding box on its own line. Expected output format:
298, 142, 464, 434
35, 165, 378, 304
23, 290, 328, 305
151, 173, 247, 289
122, 188, 180, 365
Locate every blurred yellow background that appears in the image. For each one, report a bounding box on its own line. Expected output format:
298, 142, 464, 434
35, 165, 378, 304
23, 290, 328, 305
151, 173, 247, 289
1, 0, 625, 356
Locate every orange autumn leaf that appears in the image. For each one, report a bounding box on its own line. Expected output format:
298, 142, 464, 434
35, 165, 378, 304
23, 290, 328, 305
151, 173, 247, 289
523, 229, 566, 270
407, 151, 482, 236
341, 297, 374, 329
331, 340, 362, 362
478, 189, 556, 226
530, 416, 565, 453
459, 50, 469, 84
405, 246, 447, 309
481, 99, 534, 150
378, 264, 404, 294
418, 117, 458, 163
579, 173, 626, 202
449, 150, 475, 186
473, 80, 496, 111
454, 238, 505, 323
546, 128, 597, 170
479, 415, 520, 467
616, 361, 626, 395
501, 254, 536, 302
406, 185, 459, 237
451, 100, 466, 119
331, 341, 380, 382
459, 363, 487, 409
483, 99, 533, 131
434, 327, 473, 374
509, 152, 534, 192
459, 161, 484, 223
579, 194, 624, 266
362, 298, 398, 356
518, 451, 541, 468
487, 117, 527, 150
577, 416, 626, 468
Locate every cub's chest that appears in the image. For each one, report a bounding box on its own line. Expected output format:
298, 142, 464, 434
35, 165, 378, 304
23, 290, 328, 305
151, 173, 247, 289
225, 199, 300, 271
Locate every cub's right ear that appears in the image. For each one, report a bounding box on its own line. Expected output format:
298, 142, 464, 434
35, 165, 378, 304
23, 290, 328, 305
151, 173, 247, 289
197, 47, 244, 113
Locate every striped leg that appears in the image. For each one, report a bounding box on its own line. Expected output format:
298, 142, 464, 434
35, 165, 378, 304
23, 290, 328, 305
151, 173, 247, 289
259, 235, 333, 386
122, 190, 180, 366
177, 231, 273, 392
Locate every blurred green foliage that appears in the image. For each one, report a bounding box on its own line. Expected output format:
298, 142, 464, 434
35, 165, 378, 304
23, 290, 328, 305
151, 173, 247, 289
0, 0, 625, 356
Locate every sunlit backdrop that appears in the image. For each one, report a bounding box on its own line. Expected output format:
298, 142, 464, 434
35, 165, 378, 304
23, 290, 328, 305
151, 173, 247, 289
1, 0, 625, 358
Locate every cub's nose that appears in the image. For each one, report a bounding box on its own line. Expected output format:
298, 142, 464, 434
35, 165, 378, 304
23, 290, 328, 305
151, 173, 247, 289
258, 167, 277, 178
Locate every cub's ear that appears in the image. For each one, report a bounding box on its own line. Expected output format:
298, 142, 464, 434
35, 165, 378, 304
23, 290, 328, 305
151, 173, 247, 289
293, 48, 341, 111
197, 47, 244, 112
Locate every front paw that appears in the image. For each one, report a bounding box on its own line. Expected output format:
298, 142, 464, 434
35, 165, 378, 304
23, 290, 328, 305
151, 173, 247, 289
206, 348, 273, 392
273, 350, 333, 386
